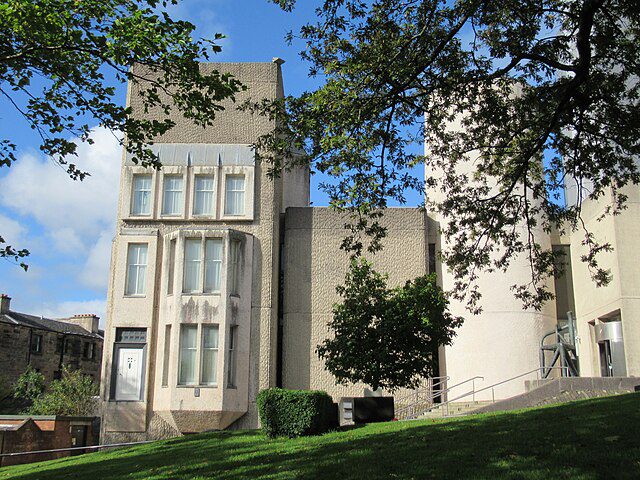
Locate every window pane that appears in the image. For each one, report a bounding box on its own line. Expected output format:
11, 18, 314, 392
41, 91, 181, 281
132, 175, 152, 215
162, 325, 171, 387
193, 175, 215, 216
162, 175, 184, 215
201, 325, 219, 385
227, 326, 238, 387
230, 240, 241, 295
204, 239, 222, 293
168, 239, 176, 295
224, 175, 245, 216
125, 244, 148, 296
178, 325, 197, 385
183, 239, 202, 293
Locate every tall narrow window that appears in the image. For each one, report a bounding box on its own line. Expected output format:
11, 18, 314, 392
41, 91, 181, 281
178, 325, 198, 385
201, 325, 219, 385
125, 243, 148, 296
230, 240, 241, 295
193, 175, 215, 216
162, 325, 171, 387
227, 326, 238, 388
183, 239, 202, 293
131, 175, 152, 216
167, 239, 176, 295
224, 175, 245, 216
204, 239, 223, 293
428, 243, 437, 275
162, 175, 184, 216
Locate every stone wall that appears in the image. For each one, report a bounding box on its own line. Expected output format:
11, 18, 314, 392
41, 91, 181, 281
0, 323, 102, 389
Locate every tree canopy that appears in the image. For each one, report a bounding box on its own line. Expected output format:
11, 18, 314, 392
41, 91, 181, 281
317, 259, 462, 392
259, 0, 640, 311
0, 0, 242, 268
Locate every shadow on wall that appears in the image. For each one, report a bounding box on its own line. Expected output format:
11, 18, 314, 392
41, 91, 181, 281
10, 393, 640, 479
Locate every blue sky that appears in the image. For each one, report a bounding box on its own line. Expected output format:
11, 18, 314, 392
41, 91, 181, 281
0, 0, 424, 323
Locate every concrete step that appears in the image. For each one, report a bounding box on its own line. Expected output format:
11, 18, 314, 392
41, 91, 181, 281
419, 401, 493, 419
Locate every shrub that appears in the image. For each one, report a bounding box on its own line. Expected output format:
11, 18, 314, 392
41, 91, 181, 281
257, 388, 337, 438
28, 366, 98, 416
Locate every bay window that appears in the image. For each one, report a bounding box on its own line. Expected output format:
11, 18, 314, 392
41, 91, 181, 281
183, 239, 202, 293
183, 238, 222, 294
201, 325, 219, 385
178, 325, 198, 385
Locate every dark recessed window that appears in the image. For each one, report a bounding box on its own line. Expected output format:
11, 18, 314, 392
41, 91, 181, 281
31, 334, 43, 354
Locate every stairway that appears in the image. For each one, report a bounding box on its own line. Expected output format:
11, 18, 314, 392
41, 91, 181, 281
419, 400, 493, 419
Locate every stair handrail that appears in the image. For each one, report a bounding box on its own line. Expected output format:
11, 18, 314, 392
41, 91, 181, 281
433, 366, 569, 417
396, 375, 484, 420
394, 375, 449, 405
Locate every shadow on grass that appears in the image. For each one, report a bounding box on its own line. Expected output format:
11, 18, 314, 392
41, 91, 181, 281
2, 394, 638, 480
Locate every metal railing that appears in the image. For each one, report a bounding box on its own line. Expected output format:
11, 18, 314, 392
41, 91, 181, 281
396, 366, 570, 420
396, 375, 484, 420
394, 376, 449, 420
426, 366, 570, 418
0, 440, 153, 461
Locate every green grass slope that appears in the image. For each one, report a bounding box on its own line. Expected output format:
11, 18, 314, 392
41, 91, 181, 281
1, 393, 639, 480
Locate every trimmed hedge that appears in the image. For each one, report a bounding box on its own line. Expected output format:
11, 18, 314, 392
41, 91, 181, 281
257, 388, 338, 438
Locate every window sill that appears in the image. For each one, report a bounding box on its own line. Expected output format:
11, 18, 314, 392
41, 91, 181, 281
176, 384, 218, 389
124, 295, 147, 299
181, 292, 221, 297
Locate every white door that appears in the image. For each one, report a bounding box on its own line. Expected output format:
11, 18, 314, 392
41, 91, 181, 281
115, 348, 143, 401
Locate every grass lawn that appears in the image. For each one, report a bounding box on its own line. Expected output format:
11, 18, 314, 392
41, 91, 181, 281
1, 393, 638, 479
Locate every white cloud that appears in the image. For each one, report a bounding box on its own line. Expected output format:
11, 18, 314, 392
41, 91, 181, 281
0, 127, 121, 246
80, 230, 114, 290
40, 299, 107, 328
0, 127, 121, 289
0, 213, 26, 246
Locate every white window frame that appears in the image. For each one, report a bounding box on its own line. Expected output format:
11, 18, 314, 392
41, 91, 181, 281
178, 324, 198, 386
130, 174, 152, 216
227, 326, 238, 388
192, 174, 216, 217
182, 237, 223, 294
161, 174, 184, 216
229, 240, 241, 296
125, 243, 148, 297
200, 325, 219, 385
224, 174, 246, 216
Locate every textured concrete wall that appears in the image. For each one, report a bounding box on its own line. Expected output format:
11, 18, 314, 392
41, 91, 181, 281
424, 113, 557, 401
282, 207, 429, 400
568, 184, 640, 377
101, 60, 305, 441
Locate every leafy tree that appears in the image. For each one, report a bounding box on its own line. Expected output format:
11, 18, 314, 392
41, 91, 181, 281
259, 0, 640, 311
28, 366, 98, 416
13, 365, 45, 403
317, 259, 462, 392
1, 0, 243, 268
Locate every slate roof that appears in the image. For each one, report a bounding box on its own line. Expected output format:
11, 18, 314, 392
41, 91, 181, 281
0, 311, 103, 339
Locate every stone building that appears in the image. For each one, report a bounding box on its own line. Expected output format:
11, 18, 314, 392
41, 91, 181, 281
0, 294, 103, 387
100, 59, 639, 441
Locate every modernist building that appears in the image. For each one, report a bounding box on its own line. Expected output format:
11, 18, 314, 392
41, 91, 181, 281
100, 60, 639, 442
0, 294, 103, 386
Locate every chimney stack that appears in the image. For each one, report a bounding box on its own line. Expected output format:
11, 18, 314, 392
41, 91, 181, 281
66, 314, 100, 334
0, 294, 11, 314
